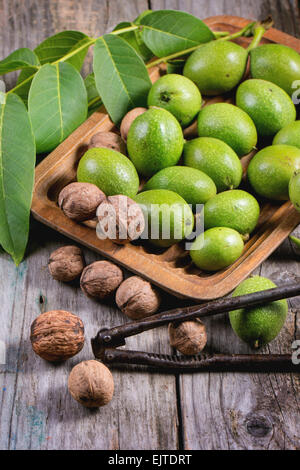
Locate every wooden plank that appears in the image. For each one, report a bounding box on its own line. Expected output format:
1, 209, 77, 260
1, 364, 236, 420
0, 0, 299, 451
156, 0, 300, 450
0, 0, 178, 450
0, 224, 178, 450
178, 232, 300, 450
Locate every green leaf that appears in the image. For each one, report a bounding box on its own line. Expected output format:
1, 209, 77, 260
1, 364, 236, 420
85, 73, 98, 102
28, 62, 88, 153
113, 21, 153, 62
140, 10, 215, 57
34, 30, 90, 71
134, 10, 152, 23
0, 48, 40, 75
93, 34, 152, 125
84, 73, 102, 115
15, 67, 37, 106
15, 31, 91, 106
0, 92, 36, 265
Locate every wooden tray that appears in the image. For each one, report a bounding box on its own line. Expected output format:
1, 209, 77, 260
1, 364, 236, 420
31, 15, 300, 301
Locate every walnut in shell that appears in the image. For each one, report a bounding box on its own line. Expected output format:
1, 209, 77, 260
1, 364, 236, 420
96, 195, 145, 244
168, 319, 207, 355
116, 276, 161, 320
89, 131, 126, 154
68, 360, 114, 408
48, 245, 85, 282
30, 310, 84, 362
80, 260, 123, 299
120, 107, 147, 141
58, 182, 106, 222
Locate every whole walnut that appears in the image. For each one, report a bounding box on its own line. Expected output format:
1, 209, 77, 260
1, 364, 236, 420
89, 131, 126, 154
116, 276, 161, 319
96, 195, 145, 244
80, 260, 123, 299
48, 245, 85, 282
120, 107, 147, 141
30, 310, 84, 362
168, 319, 207, 355
58, 182, 106, 222
68, 360, 114, 408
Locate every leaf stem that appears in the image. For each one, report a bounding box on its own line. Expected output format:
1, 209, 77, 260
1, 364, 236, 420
6, 24, 140, 96
246, 16, 274, 51
289, 235, 300, 249
146, 23, 257, 68
214, 31, 230, 38
88, 96, 102, 108
218, 22, 256, 41
111, 24, 140, 35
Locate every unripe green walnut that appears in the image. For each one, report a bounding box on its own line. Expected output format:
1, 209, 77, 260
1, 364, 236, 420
127, 108, 184, 177
147, 74, 202, 127
229, 276, 288, 348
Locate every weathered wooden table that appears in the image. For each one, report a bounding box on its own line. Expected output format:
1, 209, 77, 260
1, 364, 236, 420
0, 0, 299, 450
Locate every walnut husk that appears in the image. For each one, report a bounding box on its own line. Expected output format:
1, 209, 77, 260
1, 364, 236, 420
116, 276, 161, 320
96, 195, 145, 244
58, 182, 106, 222
168, 319, 207, 355
30, 310, 85, 362
68, 360, 114, 408
89, 131, 126, 154
120, 107, 147, 141
48, 245, 85, 282
80, 260, 123, 299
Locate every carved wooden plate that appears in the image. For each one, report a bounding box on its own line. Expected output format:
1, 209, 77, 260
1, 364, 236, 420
31, 15, 300, 300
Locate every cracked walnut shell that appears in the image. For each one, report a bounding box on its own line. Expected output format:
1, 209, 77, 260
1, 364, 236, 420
116, 276, 161, 319
168, 319, 207, 355
30, 310, 85, 362
96, 195, 145, 244
48, 245, 85, 282
120, 107, 147, 141
58, 182, 106, 222
68, 360, 114, 408
89, 131, 126, 154
80, 260, 123, 299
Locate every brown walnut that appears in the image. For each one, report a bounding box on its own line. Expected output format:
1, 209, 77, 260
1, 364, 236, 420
89, 131, 126, 154
120, 107, 147, 141
116, 276, 161, 320
80, 260, 123, 299
48, 245, 85, 282
96, 195, 145, 244
68, 360, 114, 408
58, 182, 106, 222
30, 310, 85, 362
168, 319, 207, 355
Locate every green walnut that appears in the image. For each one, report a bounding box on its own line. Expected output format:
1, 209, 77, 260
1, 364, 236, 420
250, 43, 300, 97
236, 79, 296, 136
147, 74, 202, 127
134, 189, 194, 248
77, 147, 139, 198
247, 145, 300, 200
127, 107, 184, 177
183, 41, 248, 96
204, 189, 260, 239
230, 276, 288, 348
190, 227, 244, 271
183, 137, 243, 192
144, 166, 216, 210
197, 103, 257, 157
273, 121, 300, 149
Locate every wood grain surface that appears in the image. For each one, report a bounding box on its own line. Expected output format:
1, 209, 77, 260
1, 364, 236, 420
0, 0, 299, 450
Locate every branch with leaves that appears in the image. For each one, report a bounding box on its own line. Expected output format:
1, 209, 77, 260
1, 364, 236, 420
0, 9, 269, 265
